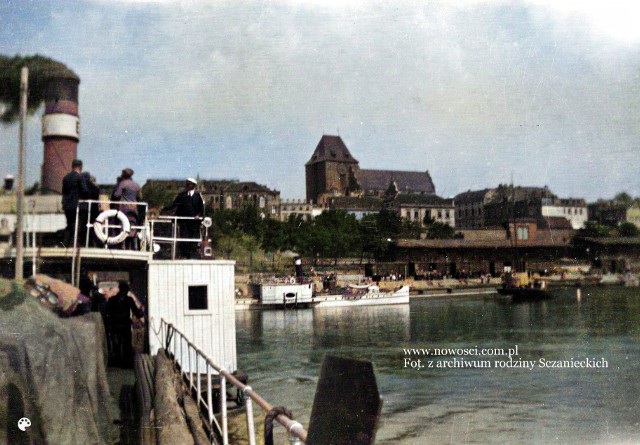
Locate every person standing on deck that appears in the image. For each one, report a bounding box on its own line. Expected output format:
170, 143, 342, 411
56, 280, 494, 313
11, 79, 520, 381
163, 178, 205, 258
111, 168, 142, 249
78, 171, 100, 246
105, 281, 144, 368
61, 159, 88, 246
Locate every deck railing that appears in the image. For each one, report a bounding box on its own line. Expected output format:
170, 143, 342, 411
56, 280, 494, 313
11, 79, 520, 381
150, 216, 205, 260
73, 199, 151, 250
160, 319, 308, 445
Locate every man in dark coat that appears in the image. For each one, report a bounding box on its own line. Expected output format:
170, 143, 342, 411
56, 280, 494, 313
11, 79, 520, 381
61, 159, 88, 246
78, 172, 100, 246
164, 178, 205, 258
105, 281, 144, 368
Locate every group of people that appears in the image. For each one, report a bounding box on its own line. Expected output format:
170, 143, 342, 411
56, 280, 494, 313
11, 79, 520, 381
62, 159, 205, 257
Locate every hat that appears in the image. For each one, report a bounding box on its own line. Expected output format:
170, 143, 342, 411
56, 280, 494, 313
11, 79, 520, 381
71, 159, 83, 168
186, 178, 197, 185
121, 168, 134, 178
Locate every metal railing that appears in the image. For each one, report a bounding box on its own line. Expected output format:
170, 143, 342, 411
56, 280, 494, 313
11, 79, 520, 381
150, 216, 204, 260
160, 319, 308, 445
73, 199, 150, 250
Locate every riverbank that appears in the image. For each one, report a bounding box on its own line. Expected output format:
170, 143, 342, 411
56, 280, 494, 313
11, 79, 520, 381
235, 272, 640, 300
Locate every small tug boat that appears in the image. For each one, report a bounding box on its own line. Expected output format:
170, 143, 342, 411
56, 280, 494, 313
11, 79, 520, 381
497, 272, 553, 302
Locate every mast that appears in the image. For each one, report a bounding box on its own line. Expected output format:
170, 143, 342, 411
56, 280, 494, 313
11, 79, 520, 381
511, 180, 520, 273
15, 67, 28, 281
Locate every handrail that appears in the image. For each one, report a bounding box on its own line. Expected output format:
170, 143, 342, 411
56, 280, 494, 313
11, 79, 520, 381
149, 216, 204, 260
71, 200, 151, 285
74, 199, 150, 249
160, 319, 308, 445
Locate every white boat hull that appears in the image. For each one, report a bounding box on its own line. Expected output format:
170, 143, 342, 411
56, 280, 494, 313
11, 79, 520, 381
312, 285, 410, 308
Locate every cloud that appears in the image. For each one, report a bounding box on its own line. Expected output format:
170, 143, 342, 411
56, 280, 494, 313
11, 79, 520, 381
0, 0, 638, 201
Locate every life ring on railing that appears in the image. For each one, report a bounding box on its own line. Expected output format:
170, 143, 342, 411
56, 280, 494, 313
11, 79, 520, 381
289, 277, 296, 284
93, 209, 131, 245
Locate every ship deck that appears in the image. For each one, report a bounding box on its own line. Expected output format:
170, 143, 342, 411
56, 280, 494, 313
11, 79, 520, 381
2, 246, 153, 263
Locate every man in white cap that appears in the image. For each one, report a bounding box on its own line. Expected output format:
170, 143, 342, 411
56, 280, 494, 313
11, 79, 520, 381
164, 178, 205, 258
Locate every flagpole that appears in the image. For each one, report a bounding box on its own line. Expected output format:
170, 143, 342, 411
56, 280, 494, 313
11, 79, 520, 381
15, 66, 28, 281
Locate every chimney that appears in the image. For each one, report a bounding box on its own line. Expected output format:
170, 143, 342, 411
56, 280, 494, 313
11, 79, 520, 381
41, 76, 80, 194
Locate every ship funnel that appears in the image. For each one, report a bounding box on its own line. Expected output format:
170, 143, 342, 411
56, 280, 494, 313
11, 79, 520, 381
41, 76, 80, 194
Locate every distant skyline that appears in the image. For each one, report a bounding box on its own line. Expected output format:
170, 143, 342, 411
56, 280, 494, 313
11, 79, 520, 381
0, 0, 638, 201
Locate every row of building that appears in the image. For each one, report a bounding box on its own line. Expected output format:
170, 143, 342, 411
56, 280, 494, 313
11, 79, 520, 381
2, 135, 638, 235
2, 133, 639, 275
140, 135, 638, 234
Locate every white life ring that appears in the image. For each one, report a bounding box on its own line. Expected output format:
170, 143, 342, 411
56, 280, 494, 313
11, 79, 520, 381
93, 209, 131, 245
289, 277, 296, 284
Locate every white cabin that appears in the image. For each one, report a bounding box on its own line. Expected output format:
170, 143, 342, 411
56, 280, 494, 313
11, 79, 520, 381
147, 259, 237, 373
259, 282, 313, 306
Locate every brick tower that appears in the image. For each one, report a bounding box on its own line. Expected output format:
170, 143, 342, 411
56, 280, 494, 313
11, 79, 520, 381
41, 75, 80, 194
305, 135, 360, 204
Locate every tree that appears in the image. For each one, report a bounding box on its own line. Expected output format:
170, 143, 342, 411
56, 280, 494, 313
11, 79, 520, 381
302, 210, 361, 260
579, 221, 611, 238
423, 216, 460, 239
614, 192, 633, 206
261, 218, 288, 253
141, 182, 175, 210
618, 222, 639, 237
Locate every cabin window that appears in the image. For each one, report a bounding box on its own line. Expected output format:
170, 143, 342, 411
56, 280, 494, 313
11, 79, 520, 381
188, 285, 208, 310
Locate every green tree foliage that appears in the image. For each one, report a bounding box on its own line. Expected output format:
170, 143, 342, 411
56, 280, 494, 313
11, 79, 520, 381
301, 210, 361, 259
0, 54, 78, 123
141, 182, 175, 210
614, 192, 633, 206
423, 217, 460, 239
579, 221, 611, 238
618, 222, 639, 237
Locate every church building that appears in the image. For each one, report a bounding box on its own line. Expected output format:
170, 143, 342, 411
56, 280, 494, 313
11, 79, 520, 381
305, 135, 436, 204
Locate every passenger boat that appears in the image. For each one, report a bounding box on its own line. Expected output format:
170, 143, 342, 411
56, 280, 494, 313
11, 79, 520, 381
1, 198, 240, 373
496, 272, 553, 302
312, 284, 410, 308
242, 277, 314, 309
240, 277, 410, 309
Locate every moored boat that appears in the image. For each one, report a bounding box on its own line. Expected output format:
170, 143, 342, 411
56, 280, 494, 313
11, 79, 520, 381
243, 276, 314, 309
312, 284, 410, 308
497, 272, 553, 302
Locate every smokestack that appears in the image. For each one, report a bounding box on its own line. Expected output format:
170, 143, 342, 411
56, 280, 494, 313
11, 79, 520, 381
41, 76, 80, 194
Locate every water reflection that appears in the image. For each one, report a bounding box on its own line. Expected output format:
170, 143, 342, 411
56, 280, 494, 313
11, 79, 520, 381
312, 305, 410, 348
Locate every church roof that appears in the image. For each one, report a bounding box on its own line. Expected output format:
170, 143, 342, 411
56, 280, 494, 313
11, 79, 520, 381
454, 189, 493, 204
358, 169, 435, 194
305, 135, 359, 166
393, 194, 453, 206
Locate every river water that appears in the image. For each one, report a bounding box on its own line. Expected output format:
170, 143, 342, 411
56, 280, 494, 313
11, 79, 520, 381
235, 287, 640, 444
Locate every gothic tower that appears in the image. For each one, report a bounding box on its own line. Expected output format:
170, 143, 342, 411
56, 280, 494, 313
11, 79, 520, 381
305, 135, 360, 204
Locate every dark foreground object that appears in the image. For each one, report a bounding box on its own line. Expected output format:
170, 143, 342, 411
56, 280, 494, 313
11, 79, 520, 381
497, 286, 553, 302
0, 279, 117, 444
307, 355, 382, 445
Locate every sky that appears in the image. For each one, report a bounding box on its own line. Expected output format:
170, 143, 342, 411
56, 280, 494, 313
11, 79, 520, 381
0, 0, 638, 201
